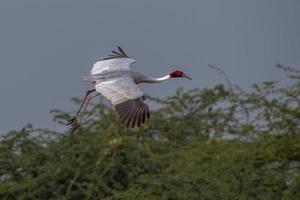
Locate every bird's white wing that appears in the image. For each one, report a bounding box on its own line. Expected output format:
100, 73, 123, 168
91, 47, 135, 75
91, 58, 136, 75
95, 77, 143, 105
95, 77, 150, 128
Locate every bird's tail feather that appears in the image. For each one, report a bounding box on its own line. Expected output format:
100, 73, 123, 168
81, 76, 90, 81
81, 76, 96, 83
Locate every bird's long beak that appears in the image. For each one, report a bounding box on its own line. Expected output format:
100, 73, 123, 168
182, 73, 192, 80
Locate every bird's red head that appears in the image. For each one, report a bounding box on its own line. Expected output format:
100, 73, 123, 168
169, 70, 192, 80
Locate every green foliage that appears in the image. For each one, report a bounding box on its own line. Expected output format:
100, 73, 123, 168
0, 65, 299, 199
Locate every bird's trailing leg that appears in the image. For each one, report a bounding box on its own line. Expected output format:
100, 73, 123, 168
75, 91, 100, 128
67, 89, 99, 132
75, 89, 96, 116
67, 89, 95, 126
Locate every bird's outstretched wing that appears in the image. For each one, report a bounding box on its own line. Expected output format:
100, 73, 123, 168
91, 47, 136, 75
95, 77, 150, 128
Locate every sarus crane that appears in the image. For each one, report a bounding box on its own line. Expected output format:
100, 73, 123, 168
68, 47, 191, 132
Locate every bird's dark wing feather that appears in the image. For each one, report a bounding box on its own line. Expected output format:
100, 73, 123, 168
101, 46, 130, 60
115, 97, 150, 128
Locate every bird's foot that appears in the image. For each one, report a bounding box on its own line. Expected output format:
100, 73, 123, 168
67, 116, 76, 125
67, 116, 80, 133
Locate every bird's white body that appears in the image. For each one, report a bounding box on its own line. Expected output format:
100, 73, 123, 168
89, 59, 143, 105
88, 57, 171, 106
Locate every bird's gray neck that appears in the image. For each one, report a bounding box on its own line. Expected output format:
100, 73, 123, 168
141, 74, 171, 83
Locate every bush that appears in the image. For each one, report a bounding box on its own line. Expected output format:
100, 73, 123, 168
0, 65, 299, 199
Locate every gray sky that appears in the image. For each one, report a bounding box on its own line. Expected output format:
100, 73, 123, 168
0, 0, 299, 133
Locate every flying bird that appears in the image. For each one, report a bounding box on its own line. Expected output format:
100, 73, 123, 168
68, 47, 191, 132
